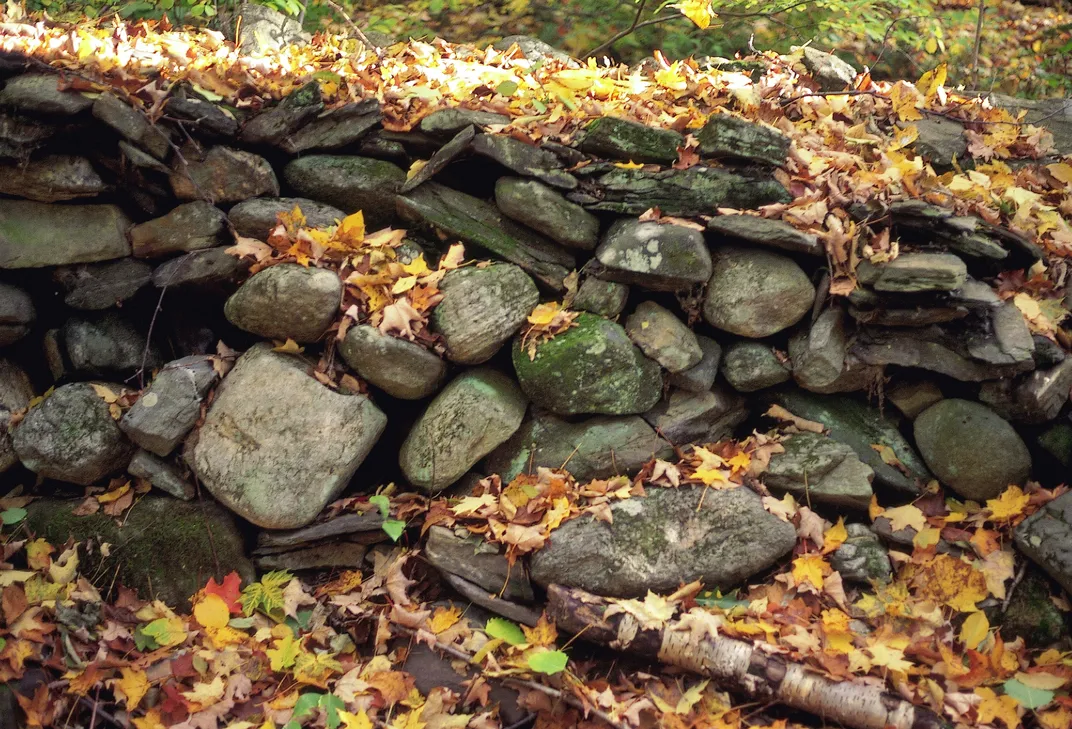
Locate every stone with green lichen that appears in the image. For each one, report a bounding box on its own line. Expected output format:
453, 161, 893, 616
225, 263, 342, 343
771, 390, 930, 494
572, 278, 628, 318
0, 200, 131, 269
585, 166, 790, 217
24, 497, 252, 609
998, 569, 1068, 647
529, 485, 796, 597
400, 368, 527, 493
419, 108, 510, 136
475, 137, 576, 190
238, 81, 323, 147
856, 252, 967, 293
595, 219, 711, 292
764, 432, 874, 510
697, 114, 790, 167
512, 313, 662, 416
579, 116, 683, 165
721, 341, 791, 393
704, 246, 814, 338
398, 182, 574, 291
495, 178, 598, 249
484, 411, 670, 483
283, 154, 405, 229
625, 301, 702, 373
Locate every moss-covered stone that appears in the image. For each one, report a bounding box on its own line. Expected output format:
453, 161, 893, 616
24, 497, 253, 608
512, 313, 662, 416
586, 166, 790, 217
696, 114, 790, 167
579, 116, 683, 165
283, 154, 405, 229
998, 569, 1068, 647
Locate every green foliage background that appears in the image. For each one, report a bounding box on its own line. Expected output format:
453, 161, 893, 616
18, 0, 1072, 98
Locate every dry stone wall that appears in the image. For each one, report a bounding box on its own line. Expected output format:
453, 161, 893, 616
0, 50, 1069, 628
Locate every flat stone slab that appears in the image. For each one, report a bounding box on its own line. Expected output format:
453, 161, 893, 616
764, 432, 873, 510
0, 201, 131, 268
1016, 491, 1072, 595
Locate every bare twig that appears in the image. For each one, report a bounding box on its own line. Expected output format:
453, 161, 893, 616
584, 11, 678, 60
319, 0, 377, 53
1001, 559, 1030, 613
971, 0, 985, 91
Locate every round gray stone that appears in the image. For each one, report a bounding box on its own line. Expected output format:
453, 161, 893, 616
224, 263, 341, 342
282, 155, 405, 229
720, 340, 791, 392
340, 324, 448, 400
0, 282, 34, 345
624, 301, 702, 373
914, 399, 1031, 501
228, 197, 344, 240
703, 246, 814, 337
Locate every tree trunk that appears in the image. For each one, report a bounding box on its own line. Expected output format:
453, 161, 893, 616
546, 584, 948, 729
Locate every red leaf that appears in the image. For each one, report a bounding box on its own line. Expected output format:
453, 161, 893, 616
204, 571, 242, 614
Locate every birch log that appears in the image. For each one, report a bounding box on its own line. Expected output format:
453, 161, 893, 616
546, 584, 948, 729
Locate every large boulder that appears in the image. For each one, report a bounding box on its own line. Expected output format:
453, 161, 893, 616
13, 383, 135, 485
914, 399, 1031, 501
484, 411, 669, 483
129, 201, 229, 258
431, 264, 539, 364
595, 219, 711, 291
339, 325, 447, 400
170, 146, 279, 204
399, 368, 527, 492
25, 497, 252, 608
0, 201, 131, 268
189, 344, 387, 529
224, 263, 341, 342
529, 486, 796, 596
283, 155, 405, 229
512, 313, 662, 416
703, 246, 814, 337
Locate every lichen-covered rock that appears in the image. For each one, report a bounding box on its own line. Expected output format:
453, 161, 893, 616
914, 399, 1031, 501
1016, 491, 1072, 595
484, 411, 668, 483
830, 524, 891, 584
400, 368, 527, 492
495, 178, 599, 249
706, 214, 823, 256
13, 382, 135, 485
703, 246, 814, 337
229, 197, 344, 240
907, 118, 968, 171
121, 356, 218, 456
189, 344, 387, 529
764, 432, 874, 509
426, 526, 533, 601
512, 313, 662, 416
720, 341, 792, 392
399, 182, 574, 291
572, 277, 628, 318
339, 324, 447, 400
998, 569, 1068, 647
625, 302, 701, 373
529, 486, 796, 596
224, 263, 341, 342
170, 146, 279, 204
54, 258, 152, 310
641, 387, 747, 446
0, 282, 34, 346
233, 1, 309, 54
419, 109, 510, 136
431, 264, 539, 364
800, 47, 857, 91
62, 314, 163, 376
595, 219, 711, 291
0, 201, 131, 268
856, 253, 967, 293
130, 201, 229, 258
0, 155, 106, 202
282, 100, 382, 154
772, 390, 930, 494
24, 497, 252, 608
0, 359, 33, 473
580, 116, 683, 164
978, 359, 1072, 424
0, 74, 93, 115
696, 114, 790, 166
667, 336, 721, 393
472, 135, 576, 189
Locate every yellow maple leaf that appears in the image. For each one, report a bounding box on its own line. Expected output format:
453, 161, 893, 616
336, 211, 365, 247
428, 606, 461, 634
959, 611, 989, 651
917, 63, 947, 97
916, 554, 989, 612
726, 451, 751, 474
912, 527, 942, 549
881, 503, 926, 532
670, 0, 712, 29
693, 467, 733, 487
193, 593, 230, 630
612, 160, 646, 169
522, 614, 559, 647
867, 642, 912, 674
272, 339, 304, 355
112, 667, 149, 711
182, 675, 225, 708
821, 517, 848, 555
791, 555, 830, 590
543, 497, 571, 532
889, 82, 923, 122
987, 485, 1031, 522
1047, 162, 1072, 186
977, 687, 1022, 729
605, 592, 677, 630
1038, 707, 1072, 729
401, 255, 430, 277
131, 709, 166, 729
338, 711, 374, 729
528, 302, 564, 327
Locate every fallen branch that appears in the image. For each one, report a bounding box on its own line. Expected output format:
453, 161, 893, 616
546, 584, 946, 729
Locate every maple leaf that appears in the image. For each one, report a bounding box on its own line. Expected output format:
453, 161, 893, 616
977, 687, 1022, 729
111, 667, 150, 710
267, 630, 301, 672
822, 517, 848, 555
866, 642, 913, 675
605, 592, 677, 630
915, 554, 989, 612
670, 0, 713, 30
240, 570, 292, 617
183, 675, 226, 708
338, 710, 374, 729
790, 555, 830, 592
193, 593, 230, 630
987, 486, 1031, 522
428, 606, 461, 634
880, 503, 926, 532
294, 651, 343, 686
204, 572, 242, 613
379, 297, 423, 340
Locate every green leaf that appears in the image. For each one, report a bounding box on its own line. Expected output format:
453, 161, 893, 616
485, 617, 526, 646
496, 80, 519, 96
382, 519, 406, 542
292, 692, 323, 722
1, 507, 26, 526
240, 570, 293, 617
228, 616, 255, 629
1003, 678, 1055, 710
133, 625, 159, 652
321, 694, 345, 729
527, 650, 568, 675
369, 494, 391, 518
695, 590, 747, 610
0, 637, 6, 652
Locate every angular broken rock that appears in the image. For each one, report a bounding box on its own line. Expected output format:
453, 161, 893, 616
127, 449, 195, 501
473, 135, 576, 190
224, 263, 341, 342
978, 359, 1072, 424
696, 114, 790, 167
170, 146, 279, 204
189, 344, 387, 529
789, 308, 848, 392
130, 201, 229, 258
93, 92, 171, 159
281, 100, 382, 154
54, 258, 152, 310
512, 313, 662, 416
800, 47, 857, 91
703, 246, 815, 338
913, 399, 1031, 501
399, 368, 527, 493
856, 252, 967, 293
529, 486, 796, 597
571, 277, 629, 318
0, 155, 106, 203
425, 526, 533, 602
830, 523, 891, 584
419, 109, 510, 137
431, 263, 539, 364
764, 432, 874, 510
121, 356, 218, 456
1015, 491, 1072, 595
706, 214, 823, 257
625, 301, 702, 373
484, 411, 668, 483
642, 387, 747, 446
595, 219, 711, 291
339, 325, 447, 400
13, 382, 135, 486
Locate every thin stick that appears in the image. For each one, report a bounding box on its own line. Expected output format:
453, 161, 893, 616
319, 0, 376, 52
971, 0, 985, 91
585, 0, 648, 60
